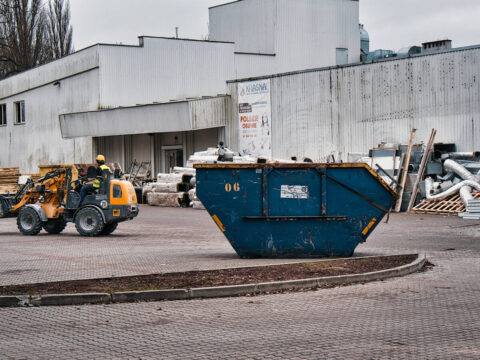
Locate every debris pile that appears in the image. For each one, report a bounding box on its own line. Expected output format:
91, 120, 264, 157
352, 129, 480, 219
414, 157, 480, 217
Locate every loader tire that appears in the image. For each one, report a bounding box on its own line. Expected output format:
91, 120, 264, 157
75, 207, 105, 237
17, 207, 42, 235
43, 218, 67, 234
0, 198, 5, 218
99, 222, 118, 236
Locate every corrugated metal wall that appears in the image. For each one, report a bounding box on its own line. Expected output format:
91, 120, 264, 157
209, 0, 276, 54
98, 38, 234, 108
189, 96, 228, 130
227, 47, 480, 160
274, 0, 360, 71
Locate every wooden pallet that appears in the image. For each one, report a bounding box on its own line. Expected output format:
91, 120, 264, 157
412, 192, 480, 215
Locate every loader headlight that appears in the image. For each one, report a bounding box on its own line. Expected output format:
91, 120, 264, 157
100, 200, 108, 209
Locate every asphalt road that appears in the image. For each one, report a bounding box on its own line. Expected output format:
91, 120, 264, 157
0, 206, 479, 359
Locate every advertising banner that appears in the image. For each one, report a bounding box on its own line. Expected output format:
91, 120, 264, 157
238, 79, 272, 158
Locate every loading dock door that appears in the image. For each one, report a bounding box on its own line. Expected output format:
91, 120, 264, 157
165, 149, 184, 173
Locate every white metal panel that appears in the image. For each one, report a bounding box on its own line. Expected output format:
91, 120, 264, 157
227, 47, 480, 160
209, 0, 276, 54
0, 68, 99, 173
233, 54, 277, 79
131, 134, 153, 164
60, 96, 227, 138
189, 96, 228, 130
273, 0, 360, 73
193, 128, 221, 153
225, 83, 240, 151
98, 38, 234, 108
61, 102, 191, 138
95, 136, 124, 166
0, 46, 99, 100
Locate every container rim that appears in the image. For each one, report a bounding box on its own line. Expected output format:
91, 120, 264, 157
194, 162, 398, 198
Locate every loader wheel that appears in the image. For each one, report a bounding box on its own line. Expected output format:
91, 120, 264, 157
43, 218, 67, 234
17, 207, 42, 235
0, 199, 5, 219
75, 207, 105, 237
99, 222, 118, 236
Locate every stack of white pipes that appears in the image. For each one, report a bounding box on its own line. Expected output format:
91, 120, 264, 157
425, 160, 480, 206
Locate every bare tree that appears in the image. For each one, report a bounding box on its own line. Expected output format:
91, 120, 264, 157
0, 0, 73, 79
0, 0, 49, 78
46, 0, 72, 59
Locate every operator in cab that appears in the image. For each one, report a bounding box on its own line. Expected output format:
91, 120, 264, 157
79, 155, 112, 204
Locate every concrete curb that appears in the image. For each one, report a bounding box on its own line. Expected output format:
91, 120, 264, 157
0, 254, 426, 307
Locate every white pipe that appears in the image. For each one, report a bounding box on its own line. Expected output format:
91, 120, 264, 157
460, 186, 474, 205
441, 152, 480, 161
425, 178, 480, 201
443, 159, 475, 181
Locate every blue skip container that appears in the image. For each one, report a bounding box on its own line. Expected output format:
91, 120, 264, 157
195, 163, 397, 258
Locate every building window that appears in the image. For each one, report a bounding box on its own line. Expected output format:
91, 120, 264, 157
14, 101, 25, 124
336, 48, 349, 66
0, 104, 6, 126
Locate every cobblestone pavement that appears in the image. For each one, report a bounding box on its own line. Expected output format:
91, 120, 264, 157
0, 208, 480, 359
0, 206, 327, 286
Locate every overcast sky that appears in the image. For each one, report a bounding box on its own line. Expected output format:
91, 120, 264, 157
70, 0, 480, 52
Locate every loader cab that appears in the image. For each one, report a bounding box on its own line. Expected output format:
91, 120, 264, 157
81, 166, 115, 207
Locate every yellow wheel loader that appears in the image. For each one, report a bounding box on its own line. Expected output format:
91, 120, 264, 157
0, 167, 138, 236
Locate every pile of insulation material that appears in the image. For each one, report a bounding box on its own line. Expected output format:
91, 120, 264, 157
144, 168, 195, 208
143, 146, 257, 209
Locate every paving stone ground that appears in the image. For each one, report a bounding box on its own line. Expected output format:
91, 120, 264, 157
0, 206, 479, 359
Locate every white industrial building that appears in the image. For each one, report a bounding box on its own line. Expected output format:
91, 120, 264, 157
209, 0, 360, 78
0, 0, 479, 174
0, 37, 234, 173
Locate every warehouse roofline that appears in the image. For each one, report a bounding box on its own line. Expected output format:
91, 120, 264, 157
209, 0, 358, 10
139, 35, 234, 44
0, 35, 234, 99
227, 44, 480, 83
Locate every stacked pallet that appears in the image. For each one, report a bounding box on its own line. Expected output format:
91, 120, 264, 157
413, 192, 480, 215
0, 167, 20, 194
